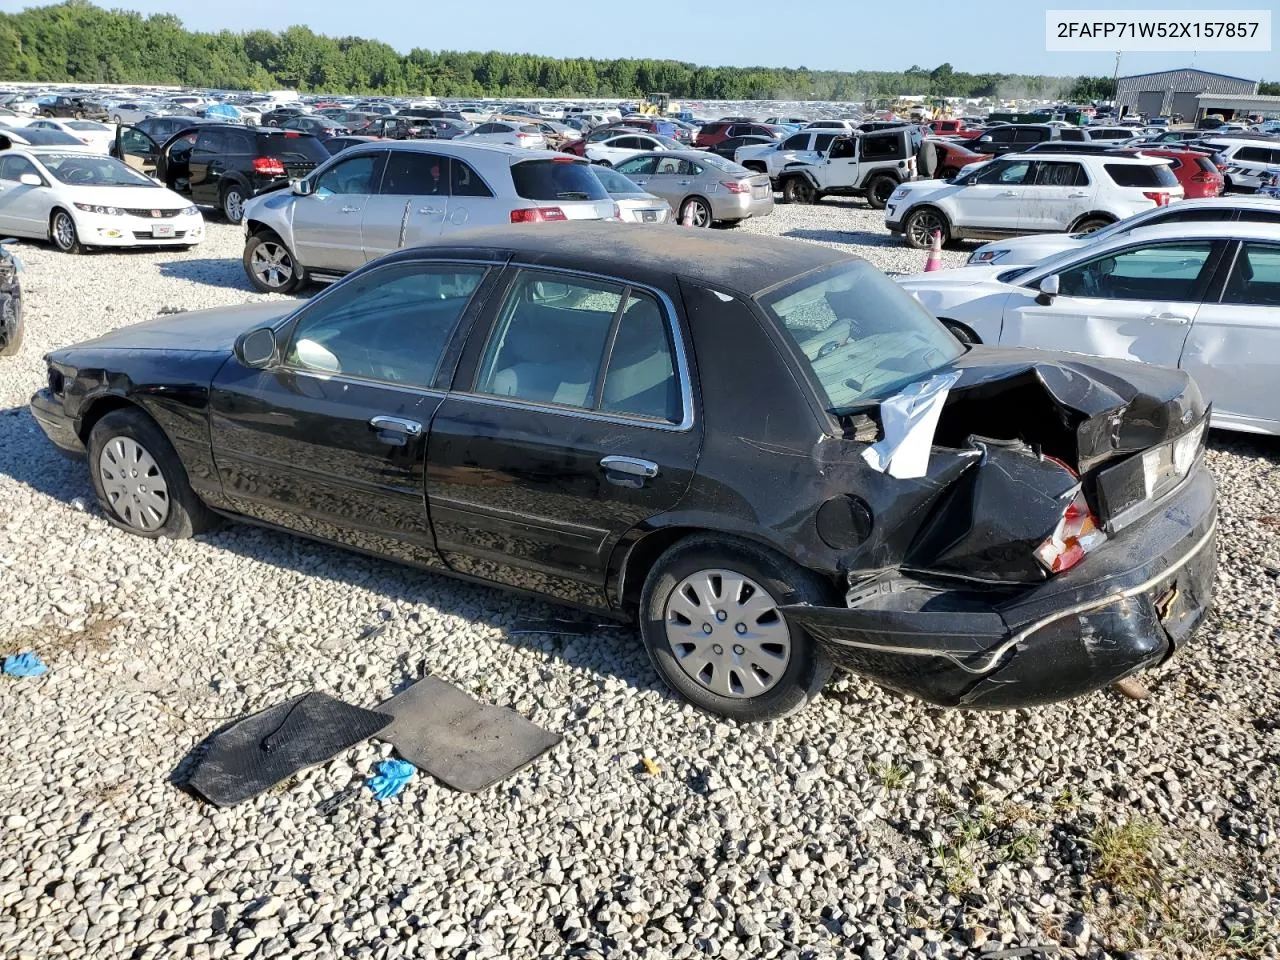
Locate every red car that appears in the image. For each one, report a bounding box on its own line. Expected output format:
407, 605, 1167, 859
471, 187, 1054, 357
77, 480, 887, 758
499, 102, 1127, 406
926, 119, 984, 141
1138, 148, 1225, 199
925, 139, 986, 178
694, 121, 784, 149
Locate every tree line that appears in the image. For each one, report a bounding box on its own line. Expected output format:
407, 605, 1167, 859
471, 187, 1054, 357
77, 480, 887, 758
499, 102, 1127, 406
6, 1, 1269, 103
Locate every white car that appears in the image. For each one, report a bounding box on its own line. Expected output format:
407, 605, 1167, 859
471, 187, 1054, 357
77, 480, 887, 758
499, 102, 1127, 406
802, 120, 857, 132
1201, 138, 1280, 192
107, 101, 166, 125
0, 108, 30, 127
1083, 126, 1137, 144
966, 196, 1280, 267
885, 152, 1184, 248
735, 129, 843, 177
584, 133, 682, 167
459, 120, 547, 150
0, 148, 203, 253
898, 221, 1280, 435
24, 118, 114, 154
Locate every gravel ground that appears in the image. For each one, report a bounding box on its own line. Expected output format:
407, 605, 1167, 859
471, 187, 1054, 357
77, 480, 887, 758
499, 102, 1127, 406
0, 203, 1277, 960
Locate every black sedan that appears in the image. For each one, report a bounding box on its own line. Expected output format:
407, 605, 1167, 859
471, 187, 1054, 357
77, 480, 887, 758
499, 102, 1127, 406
703, 134, 775, 161
30, 226, 1217, 720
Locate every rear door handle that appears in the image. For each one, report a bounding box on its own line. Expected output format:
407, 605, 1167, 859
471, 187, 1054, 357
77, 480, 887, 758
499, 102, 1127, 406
370, 416, 423, 436
677, 180, 691, 185
600, 456, 659, 485
341, 205, 360, 213
999, 191, 1018, 196
418, 206, 444, 215
1145, 312, 1190, 324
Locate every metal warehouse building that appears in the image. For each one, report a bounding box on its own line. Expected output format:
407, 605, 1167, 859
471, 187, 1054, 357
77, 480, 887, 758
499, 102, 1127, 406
1116, 68, 1258, 121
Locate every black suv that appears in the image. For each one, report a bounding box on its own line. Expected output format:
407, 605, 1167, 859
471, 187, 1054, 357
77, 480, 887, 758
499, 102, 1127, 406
116, 125, 329, 223
969, 123, 1088, 155
261, 107, 307, 127
39, 95, 107, 120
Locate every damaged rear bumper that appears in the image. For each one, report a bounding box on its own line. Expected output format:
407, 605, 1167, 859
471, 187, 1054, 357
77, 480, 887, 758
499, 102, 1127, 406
784, 463, 1217, 708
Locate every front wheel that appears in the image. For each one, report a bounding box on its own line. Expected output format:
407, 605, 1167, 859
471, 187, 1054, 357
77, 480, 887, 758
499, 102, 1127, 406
595, 159, 612, 168
50, 210, 82, 254
221, 184, 246, 224
244, 232, 301, 294
87, 408, 219, 539
781, 177, 816, 204
904, 208, 949, 249
638, 536, 835, 721
865, 175, 896, 210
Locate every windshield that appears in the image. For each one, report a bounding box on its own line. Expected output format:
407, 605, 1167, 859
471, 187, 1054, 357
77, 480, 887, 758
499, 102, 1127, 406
655, 136, 684, 150
758, 261, 964, 412
592, 166, 645, 195
40, 154, 155, 186
5, 127, 81, 146
698, 153, 749, 174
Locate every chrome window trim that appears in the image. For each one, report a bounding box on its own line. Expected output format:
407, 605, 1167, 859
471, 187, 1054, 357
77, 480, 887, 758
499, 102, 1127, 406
455, 261, 696, 433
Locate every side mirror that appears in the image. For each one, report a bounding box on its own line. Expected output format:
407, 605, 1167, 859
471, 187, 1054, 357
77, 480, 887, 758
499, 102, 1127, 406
291, 179, 312, 196
1036, 274, 1060, 305
234, 327, 279, 368
18, 174, 41, 187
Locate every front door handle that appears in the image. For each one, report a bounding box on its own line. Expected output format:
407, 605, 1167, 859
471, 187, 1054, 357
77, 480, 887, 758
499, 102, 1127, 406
600, 456, 659, 485
369, 415, 423, 437
1068, 191, 1089, 197
341, 205, 360, 213
999, 191, 1018, 196
1145, 312, 1190, 325
418, 206, 444, 215
677, 180, 691, 185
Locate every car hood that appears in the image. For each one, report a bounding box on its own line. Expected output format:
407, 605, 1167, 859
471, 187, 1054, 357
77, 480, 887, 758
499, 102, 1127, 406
895, 179, 956, 201
67, 301, 294, 354
897, 265, 1010, 287
59, 184, 191, 208
966, 235, 1087, 267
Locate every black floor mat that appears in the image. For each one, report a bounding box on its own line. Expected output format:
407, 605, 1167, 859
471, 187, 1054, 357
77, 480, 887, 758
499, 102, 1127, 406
188, 692, 392, 807
377, 677, 561, 793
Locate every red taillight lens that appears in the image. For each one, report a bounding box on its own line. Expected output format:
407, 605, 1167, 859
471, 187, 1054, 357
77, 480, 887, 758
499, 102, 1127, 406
510, 207, 567, 223
253, 157, 286, 176
611, 203, 620, 219
721, 180, 750, 193
1142, 191, 1170, 206
1034, 490, 1106, 575
1191, 173, 1215, 182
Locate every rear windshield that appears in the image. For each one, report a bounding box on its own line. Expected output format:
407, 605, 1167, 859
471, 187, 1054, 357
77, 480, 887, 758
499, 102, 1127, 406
511, 159, 609, 201
7, 127, 80, 145
519, 124, 542, 134
255, 132, 330, 163
1105, 163, 1179, 188
758, 260, 964, 412
698, 153, 749, 174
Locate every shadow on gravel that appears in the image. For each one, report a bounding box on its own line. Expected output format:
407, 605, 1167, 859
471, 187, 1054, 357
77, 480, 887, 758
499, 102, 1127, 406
784, 227, 903, 249
157, 258, 258, 293
0, 404, 667, 700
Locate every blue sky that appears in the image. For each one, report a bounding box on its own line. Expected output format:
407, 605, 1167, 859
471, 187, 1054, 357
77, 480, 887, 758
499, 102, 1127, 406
22, 0, 1280, 79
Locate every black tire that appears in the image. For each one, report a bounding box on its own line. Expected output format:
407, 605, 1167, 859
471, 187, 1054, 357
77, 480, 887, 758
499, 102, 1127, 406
50, 209, 82, 254
679, 196, 713, 228
638, 535, 836, 722
781, 177, 817, 204
941, 319, 979, 345
243, 231, 302, 294
73, 110, 84, 120
1072, 216, 1113, 234
743, 162, 766, 174
596, 159, 612, 168
87, 408, 219, 539
903, 207, 950, 249
865, 175, 896, 210
221, 183, 247, 224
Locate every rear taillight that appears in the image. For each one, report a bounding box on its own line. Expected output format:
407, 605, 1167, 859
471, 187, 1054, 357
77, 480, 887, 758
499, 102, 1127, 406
721, 180, 749, 194
1142, 191, 1171, 206
1034, 490, 1106, 575
253, 157, 286, 176
1191, 172, 1216, 182
611, 203, 620, 219
510, 207, 566, 223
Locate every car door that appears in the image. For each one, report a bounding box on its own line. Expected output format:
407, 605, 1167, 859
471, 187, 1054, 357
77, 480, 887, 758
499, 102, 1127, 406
975, 127, 1015, 155
0, 154, 49, 236
825, 136, 859, 184
645, 154, 694, 206
443, 155, 498, 232
186, 127, 227, 205
1179, 240, 1280, 431
1018, 160, 1093, 232
615, 155, 661, 195
999, 239, 1225, 364
208, 259, 496, 566
956, 158, 1033, 229
425, 267, 700, 607
292, 150, 387, 272
361, 148, 449, 260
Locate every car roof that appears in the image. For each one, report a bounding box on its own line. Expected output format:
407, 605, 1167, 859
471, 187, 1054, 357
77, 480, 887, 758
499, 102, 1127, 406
387, 222, 853, 298
1000, 151, 1167, 165
342, 139, 574, 164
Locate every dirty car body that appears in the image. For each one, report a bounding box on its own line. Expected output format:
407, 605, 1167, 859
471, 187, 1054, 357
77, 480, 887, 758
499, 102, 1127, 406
30, 225, 1215, 716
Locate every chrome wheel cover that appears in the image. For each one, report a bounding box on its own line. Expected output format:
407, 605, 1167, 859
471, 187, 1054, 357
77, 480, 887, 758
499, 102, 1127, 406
908, 211, 942, 247
98, 437, 170, 530
53, 213, 75, 250
664, 569, 791, 699
224, 190, 244, 221
251, 241, 293, 289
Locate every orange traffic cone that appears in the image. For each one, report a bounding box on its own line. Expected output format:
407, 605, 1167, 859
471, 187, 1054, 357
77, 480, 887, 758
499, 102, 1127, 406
923, 230, 943, 272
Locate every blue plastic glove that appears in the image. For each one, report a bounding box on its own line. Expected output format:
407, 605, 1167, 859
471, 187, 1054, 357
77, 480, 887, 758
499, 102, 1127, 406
366, 759, 415, 800
3, 651, 47, 677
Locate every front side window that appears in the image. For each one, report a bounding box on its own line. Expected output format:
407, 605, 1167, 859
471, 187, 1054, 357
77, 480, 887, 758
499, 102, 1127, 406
616, 156, 659, 176
814, 134, 837, 151
1222, 243, 1280, 306
975, 159, 1031, 185
286, 262, 486, 386
758, 260, 964, 412
782, 134, 807, 149
314, 153, 383, 196
0, 155, 38, 181
1056, 242, 1216, 301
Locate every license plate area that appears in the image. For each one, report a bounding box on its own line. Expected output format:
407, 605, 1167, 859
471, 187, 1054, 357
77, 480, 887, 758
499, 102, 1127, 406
151, 223, 174, 238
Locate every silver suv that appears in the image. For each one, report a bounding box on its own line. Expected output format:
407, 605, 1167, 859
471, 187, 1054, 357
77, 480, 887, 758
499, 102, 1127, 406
241, 140, 617, 293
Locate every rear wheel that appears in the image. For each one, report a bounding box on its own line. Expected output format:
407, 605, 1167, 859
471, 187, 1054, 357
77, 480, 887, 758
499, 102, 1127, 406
638, 536, 835, 721
865, 175, 896, 210
244, 232, 301, 294
904, 207, 949, 249
221, 183, 246, 224
1073, 216, 1113, 234
941, 319, 979, 345
781, 176, 817, 204
595, 159, 612, 168
87, 408, 218, 539
679, 197, 713, 227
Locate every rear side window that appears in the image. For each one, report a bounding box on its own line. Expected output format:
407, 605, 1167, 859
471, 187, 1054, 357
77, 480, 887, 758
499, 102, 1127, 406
860, 134, 903, 160
1195, 157, 1220, 175
1014, 128, 1047, 143
1104, 163, 1178, 187
1236, 147, 1270, 163
782, 133, 807, 149
1149, 208, 1229, 225
380, 151, 447, 195
257, 132, 330, 164
814, 134, 837, 151
1223, 242, 1280, 306
510, 159, 609, 201
1059, 128, 1087, 141
1032, 161, 1088, 186
194, 129, 225, 152
1238, 209, 1280, 223
450, 158, 493, 197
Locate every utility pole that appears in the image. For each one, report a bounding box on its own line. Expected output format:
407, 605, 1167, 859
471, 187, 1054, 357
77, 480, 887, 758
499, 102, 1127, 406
1111, 51, 1122, 115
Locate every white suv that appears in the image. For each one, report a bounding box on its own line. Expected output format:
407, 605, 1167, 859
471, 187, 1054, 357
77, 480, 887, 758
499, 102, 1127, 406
885, 152, 1184, 248
734, 129, 842, 177
241, 140, 616, 293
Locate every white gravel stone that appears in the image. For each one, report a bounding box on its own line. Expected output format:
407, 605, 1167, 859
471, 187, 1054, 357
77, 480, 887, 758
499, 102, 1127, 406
0, 211, 1275, 960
